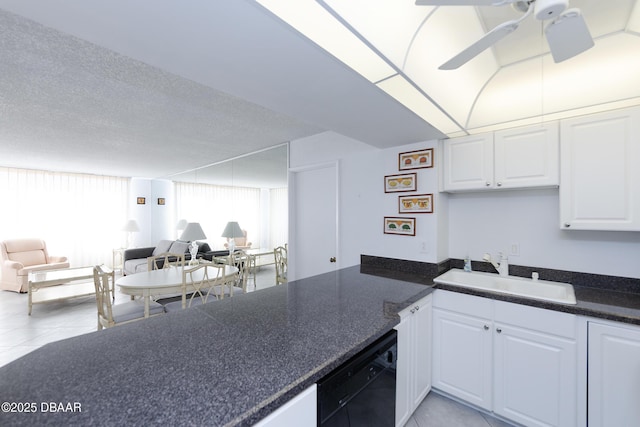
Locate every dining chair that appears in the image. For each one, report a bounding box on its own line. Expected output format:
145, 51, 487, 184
93, 265, 164, 330
229, 250, 251, 293
147, 252, 185, 271
163, 263, 228, 312
274, 246, 287, 285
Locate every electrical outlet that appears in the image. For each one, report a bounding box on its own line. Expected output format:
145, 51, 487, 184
419, 241, 428, 254
510, 243, 520, 257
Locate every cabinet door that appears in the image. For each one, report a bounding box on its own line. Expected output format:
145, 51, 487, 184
588, 321, 640, 427
494, 123, 559, 189
493, 323, 577, 427
560, 107, 640, 230
395, 314, 412, 427
442, 133, 493, 191
432, 308, 493, 410
254, 384, 316, 427
413, 296, 432, 410
396, 295, 432, 427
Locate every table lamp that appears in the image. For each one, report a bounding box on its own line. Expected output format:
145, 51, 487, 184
180, 222, 207, 264
122, 219, 140, 248
221, 221, 243, 253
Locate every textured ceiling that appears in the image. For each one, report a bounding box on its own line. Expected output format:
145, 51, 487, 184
0, 0, 445, 185
0, 7, 319, 184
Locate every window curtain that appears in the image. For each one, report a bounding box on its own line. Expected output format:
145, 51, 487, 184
0, 167, 129, 269
175, 182, 261, 250
269, 187, 288, 249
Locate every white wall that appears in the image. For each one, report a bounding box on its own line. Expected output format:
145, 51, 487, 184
129, 178, 174, 247
292, 131, 640, 280
447, 188, 640, 279
290, 132, 442, 268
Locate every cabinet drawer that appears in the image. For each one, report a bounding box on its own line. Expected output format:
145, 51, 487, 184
494, 300, 576, 338
433, 290, 492, 319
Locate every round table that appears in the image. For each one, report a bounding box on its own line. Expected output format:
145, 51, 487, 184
116, 264, 238, 316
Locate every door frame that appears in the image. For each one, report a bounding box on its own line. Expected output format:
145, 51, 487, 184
288, 161, 340, 281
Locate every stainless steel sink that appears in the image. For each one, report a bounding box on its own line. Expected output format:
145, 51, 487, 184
434, 269, 577, 305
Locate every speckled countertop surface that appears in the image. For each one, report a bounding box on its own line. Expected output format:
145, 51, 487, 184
0, 265, 432, 427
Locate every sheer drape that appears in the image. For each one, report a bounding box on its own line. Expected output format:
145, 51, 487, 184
269, 187, 288, 249
175, 182, 262, 250
0, 167, 129, 268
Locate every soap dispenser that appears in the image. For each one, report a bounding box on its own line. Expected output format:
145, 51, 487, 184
464, 255, 472, 272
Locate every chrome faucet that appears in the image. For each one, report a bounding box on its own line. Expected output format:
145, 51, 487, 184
483, 252, 509, 277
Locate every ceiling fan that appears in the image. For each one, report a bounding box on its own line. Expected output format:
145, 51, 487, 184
415, 0, 595, 70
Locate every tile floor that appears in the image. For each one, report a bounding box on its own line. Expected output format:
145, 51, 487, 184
0, 265, 513, 426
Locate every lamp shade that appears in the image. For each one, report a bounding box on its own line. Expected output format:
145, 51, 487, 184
122, 219, 140, 232
180, 222, 207, 242
176, 219, 188, 231
221, 221, 243, 239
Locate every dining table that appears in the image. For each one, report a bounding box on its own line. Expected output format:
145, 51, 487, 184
116, 264, 239, 317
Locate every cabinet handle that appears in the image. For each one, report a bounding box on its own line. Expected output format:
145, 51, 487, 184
483, 325, 489, 331
485, 182, 491, 187
415, 305, 420, 311
497, 182, 502, 187
564, 223, 571, 228
496, 328, 502, 334
410, 308, 416, 314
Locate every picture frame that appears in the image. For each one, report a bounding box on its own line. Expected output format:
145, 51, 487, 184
399, 194, 434, 214
384, 217, 416, 236
157, 198, 165, 206
136, 197, 146, 205
398, 148, 433, 170
384, 173, 417, 193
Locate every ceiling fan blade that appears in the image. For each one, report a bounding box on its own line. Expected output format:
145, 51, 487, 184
545, 8, 594, 63
416, 0, 515, 5
439, 19, 520, 70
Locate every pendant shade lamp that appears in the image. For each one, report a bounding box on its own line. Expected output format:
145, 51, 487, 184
180, 222, 207, 242
221, 221, 243, 253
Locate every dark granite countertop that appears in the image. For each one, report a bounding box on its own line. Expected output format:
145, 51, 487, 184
0, 265, 432, 427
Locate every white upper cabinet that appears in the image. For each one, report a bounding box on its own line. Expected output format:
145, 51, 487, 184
441, 123, 559, 192
441, 133, 494, 192
560, 106, 640, 231
494, 122, 559, 189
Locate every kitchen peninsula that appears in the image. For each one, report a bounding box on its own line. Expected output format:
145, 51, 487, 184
0, 264, 434, 426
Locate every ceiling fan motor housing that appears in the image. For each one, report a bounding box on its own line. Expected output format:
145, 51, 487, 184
534, 0, 569, 20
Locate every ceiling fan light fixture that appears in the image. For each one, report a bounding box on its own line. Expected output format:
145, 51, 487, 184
545, 8, 594, 63
534, 0, 568, 21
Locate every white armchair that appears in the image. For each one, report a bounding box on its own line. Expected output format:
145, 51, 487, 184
1, 239, 70, 293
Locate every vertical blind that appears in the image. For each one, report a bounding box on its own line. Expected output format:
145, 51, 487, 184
0, 167, 129, 268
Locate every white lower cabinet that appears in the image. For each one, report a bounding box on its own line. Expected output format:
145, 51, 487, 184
433, 290, 578, 427
254, 384, 317, 427
588, 320, 640, 427
432, 292, 493, 410
395, 294, 432, 427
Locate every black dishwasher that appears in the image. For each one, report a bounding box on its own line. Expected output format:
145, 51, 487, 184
317, 330, 397, 426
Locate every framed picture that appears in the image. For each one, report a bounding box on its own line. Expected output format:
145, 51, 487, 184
384, 173, 417, 193
157, 198, 165, 205
399, 148, 433, 170
384, 217, 416, 236
399, 194, 434, 214
136, 197, 146, 205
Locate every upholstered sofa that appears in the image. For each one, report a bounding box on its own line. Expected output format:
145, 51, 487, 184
123, 240, 212, 275
1, 239, 70, 293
